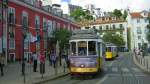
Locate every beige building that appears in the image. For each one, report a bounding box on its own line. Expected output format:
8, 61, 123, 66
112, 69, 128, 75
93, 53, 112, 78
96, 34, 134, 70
79, 16, 128, 51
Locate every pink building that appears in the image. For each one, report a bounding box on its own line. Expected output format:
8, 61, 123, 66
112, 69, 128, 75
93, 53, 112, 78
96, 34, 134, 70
1, 0, 80, 63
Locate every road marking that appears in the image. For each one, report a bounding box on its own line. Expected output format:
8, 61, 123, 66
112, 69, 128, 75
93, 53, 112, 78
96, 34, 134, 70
132, 67, 141, 72
112, 67, 118, 72
122, 68, 129, 72
95, 75, 108, 84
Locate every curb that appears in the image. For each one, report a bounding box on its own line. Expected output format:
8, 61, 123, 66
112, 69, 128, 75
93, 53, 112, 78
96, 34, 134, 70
33, 72, 69, 84
133, 55, 150, 74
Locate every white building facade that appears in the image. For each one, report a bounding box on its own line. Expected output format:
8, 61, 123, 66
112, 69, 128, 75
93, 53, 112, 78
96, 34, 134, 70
81, 17, 128, 50
127, 11, 149, 50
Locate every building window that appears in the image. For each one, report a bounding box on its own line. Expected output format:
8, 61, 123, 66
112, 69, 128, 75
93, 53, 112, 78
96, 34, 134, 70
47, 20, 53, 37
137, 19, 140, 23
43, 18, 47, 30
113, 25, 115, 29
22, 11, 28, 28
106, 25, 109, 30
8, 7, 15, 24
9, 38, 15, 49
85, 27, 90, 29
35, 15, 40, 29
112, 17, 116, 20
52, 21, 56, 30
93, 26, 96, 29
99, 26, 102, 30
145, 28, 148, 33
137, 27, 142, 34
119, 24, 123, 29
138, 36, 141, 40
102, 17, 105, 21
145, 19, 148, 23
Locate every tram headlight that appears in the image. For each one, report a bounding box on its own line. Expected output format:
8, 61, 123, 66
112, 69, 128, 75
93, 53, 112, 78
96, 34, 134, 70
80, 64, 85, 68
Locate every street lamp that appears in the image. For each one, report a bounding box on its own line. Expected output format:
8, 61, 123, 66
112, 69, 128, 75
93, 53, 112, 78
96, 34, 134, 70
22, 25, 28, 83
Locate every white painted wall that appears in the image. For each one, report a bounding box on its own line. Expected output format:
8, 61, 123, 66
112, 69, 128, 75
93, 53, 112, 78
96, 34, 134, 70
127, 13, 149, 50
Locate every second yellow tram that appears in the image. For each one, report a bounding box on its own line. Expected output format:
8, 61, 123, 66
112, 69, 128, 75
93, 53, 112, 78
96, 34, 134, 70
105, 43, 118, 60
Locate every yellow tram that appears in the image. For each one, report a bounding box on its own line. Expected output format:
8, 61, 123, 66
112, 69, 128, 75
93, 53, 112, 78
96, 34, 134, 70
105, 43, 118, 60
69, 29, 103, 77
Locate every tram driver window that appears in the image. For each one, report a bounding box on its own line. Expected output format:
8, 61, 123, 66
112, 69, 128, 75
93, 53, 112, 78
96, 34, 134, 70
106, 47, 111, 52
71, 42, 76, 56
78, 41, 87, 56
88, 41, 96, 55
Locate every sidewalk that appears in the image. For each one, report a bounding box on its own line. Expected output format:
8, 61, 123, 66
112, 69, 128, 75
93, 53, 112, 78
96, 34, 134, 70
0, 59, 69, 84
133, 52, 150, 73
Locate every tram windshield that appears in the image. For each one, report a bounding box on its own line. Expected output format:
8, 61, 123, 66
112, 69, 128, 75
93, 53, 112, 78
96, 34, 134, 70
70, 41, 97, 56
106, 47, 111, 52
88, 41, 96, 55
78, 41, 87, 56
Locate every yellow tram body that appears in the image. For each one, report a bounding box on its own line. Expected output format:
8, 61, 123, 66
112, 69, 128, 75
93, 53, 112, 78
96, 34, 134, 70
69, 30, 103, 77
105, 43, 117, 60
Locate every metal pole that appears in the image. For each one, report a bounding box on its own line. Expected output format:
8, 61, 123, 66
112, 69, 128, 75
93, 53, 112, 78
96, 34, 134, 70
1, 0, 4, 54
5, 0, 8, 65
22, 31, 26, 83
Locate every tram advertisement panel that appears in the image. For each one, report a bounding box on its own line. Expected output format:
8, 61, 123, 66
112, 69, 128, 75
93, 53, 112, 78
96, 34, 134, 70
69, 56, 98, 68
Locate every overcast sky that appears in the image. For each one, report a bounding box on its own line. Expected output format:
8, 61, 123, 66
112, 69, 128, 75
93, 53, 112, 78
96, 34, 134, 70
42, 0, 150, 12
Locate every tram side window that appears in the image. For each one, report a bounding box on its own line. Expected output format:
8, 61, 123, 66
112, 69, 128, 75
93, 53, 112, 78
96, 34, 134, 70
71, 42, 76, 56
106, 47, 111, 52
88, 41, 96, 55
78, 41, 87, 56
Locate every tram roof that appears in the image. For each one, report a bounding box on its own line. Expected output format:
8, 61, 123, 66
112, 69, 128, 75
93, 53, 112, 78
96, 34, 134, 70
70, 29, 102, 40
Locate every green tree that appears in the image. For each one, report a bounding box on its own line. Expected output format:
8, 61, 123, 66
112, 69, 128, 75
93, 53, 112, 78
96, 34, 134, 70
127, 28, 131, 50
102, 32, 125, 47
123, 10, 128, 20
53, 28, 71, 50
113, 9, 122, 18
102, 33, 113, 43
70, 8, 93, 22
112, 34, 125, 47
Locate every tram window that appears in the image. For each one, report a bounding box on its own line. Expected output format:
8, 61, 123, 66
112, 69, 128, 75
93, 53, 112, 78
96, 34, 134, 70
88, 41, 96, 55
71, 42, 76, 55
78, 41, 87, 56
106, 47, 111, 52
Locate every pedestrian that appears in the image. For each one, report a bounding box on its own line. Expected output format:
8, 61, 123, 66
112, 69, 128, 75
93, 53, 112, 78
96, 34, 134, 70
32, 52, 38, 72
51, 51, 56, 68
49, 51, 52, 66
39, 53, 45, 75
0, 53, 5, 76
